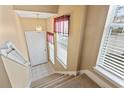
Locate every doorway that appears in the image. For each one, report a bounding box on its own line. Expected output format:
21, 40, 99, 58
25, 32, 54, 81
15, 10, 56, 81
25, 31, 48, 66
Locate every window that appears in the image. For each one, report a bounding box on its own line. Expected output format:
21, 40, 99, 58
95, 6, 124, 87
54, 15, 70, 68
47, 32, 54, 64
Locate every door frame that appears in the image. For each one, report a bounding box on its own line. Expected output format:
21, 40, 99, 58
24, 31, 48, 66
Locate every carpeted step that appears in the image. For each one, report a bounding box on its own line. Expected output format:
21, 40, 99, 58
56, 74, 100, 88
37, 74, 67, 88
31, 73, 63, 88
44, 75, 75, 88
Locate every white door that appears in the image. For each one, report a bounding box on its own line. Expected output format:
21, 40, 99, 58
25, 32, 47, 66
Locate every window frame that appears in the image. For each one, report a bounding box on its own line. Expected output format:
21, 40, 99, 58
47, 32, 55, 64
56, 33, 68, 68
95, 5, 124, 87
48, 42, 55, 64
54, 15, 70, 68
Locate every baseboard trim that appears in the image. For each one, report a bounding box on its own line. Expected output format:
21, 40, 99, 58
55, 71, 78, 76
79, 70, 112, 88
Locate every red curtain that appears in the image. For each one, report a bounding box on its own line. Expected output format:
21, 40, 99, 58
54, 15, 70, 36
47, 32, 54, 44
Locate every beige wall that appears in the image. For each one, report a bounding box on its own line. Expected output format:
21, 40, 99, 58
80, 5, 109, 70
46, 16, 54, 33
48, 5, 87, 71
79, 5, 119, 87
0, 57, 11, 88
15, 15, 29, 60
19, 18, 47, 31
14, 5, 58, 13
0, 6, 30, 87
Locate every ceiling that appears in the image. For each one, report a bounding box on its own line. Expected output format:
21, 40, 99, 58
15, 10, 57, 19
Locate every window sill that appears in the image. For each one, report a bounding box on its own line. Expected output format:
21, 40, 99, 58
49, 57, 55, 65
50, 60, 55, 65
94, 66, 124, 88
56, 57, 67, 69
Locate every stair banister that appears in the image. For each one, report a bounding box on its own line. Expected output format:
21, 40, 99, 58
0, 41, 30, 67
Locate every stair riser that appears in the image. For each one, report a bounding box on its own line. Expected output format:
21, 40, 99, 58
44, 76, 74, 88
37, 75, 67, 88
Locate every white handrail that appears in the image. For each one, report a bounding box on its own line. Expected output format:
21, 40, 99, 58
0, 41, 30, 67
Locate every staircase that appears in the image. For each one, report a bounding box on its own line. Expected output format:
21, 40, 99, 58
31, 73, 100, 88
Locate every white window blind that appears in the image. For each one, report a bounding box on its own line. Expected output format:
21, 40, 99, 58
57, 34, 68, 66
96, 6, 124, 87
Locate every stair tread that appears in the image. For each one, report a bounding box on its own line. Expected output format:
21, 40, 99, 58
32, 73, 100, 88
57, 74, 100, 88
37, 74, 68, 88
45, 75, 75, 88
31, 73, 63, 88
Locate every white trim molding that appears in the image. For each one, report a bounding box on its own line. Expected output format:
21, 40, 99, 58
79, 70, 112, 88
56, 57, 67, 69
26, 79, 32, 88
94, 67, 123, 88
55, 70, 114, 88
55, 71, 78, 76
25, 66, 32, 88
